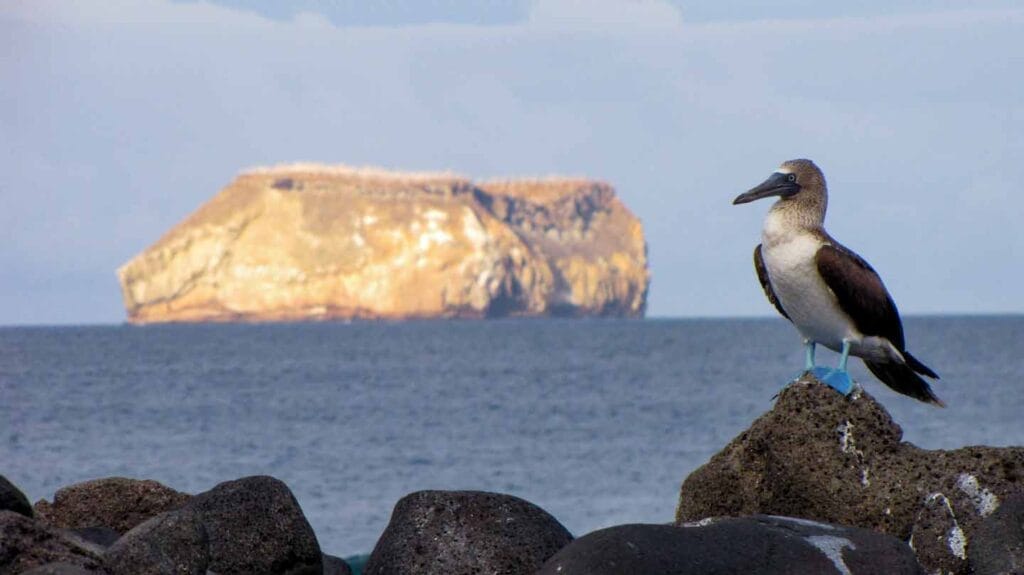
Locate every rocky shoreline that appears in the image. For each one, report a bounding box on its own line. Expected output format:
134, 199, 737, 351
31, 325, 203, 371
4, 376, 1022, 574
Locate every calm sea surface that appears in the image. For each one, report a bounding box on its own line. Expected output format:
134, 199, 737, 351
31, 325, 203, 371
2, 317, 1022, 557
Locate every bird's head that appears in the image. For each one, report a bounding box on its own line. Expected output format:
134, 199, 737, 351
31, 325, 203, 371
732, 159, 826, 206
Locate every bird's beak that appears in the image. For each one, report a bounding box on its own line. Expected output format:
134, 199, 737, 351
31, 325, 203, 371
733, 172, 799, 205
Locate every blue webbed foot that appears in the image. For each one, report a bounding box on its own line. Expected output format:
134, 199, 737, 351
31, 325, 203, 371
811, 367, 854, 396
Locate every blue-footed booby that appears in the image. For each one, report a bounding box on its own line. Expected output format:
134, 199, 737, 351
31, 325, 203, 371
733, 159, 943, 406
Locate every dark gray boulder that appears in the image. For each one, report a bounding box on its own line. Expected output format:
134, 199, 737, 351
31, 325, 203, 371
538, 516, 923, 575
969, 490, 1024, 575
103, 475, 321, 575
1, 474, 34, 517
676, 376, 1024, 575
364, 490, 573, 575
34, 478, 190, 535
0, 510, 105, 573
103, 507, 210, 575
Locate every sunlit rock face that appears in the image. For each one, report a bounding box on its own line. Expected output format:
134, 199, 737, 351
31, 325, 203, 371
117, 165, 649, 324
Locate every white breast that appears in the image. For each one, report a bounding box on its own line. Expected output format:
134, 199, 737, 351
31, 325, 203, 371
761, 222, 859, 351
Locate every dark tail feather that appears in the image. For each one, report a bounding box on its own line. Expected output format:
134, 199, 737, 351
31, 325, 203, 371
903, 350, 939, 380
864, 359, 945, 407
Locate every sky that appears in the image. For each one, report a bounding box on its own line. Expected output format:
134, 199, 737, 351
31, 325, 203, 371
2, 0, 1023, 325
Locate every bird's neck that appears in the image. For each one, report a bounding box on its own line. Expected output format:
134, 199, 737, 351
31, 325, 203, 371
762, 195, 826, 247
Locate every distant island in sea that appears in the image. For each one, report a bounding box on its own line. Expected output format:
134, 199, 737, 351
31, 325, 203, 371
116, 164, 649, 324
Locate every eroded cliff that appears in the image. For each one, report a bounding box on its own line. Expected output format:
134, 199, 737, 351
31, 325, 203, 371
117, 165, 649, 323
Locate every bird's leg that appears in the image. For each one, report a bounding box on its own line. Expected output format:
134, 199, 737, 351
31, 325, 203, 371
816, 339, 855, 396
803, 339, 817, 371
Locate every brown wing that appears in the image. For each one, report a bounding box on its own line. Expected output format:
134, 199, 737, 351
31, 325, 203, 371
754, 244, 789, 320
814, 243, 905, 348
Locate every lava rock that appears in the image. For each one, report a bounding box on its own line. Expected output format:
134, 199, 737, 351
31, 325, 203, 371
676, 376, 1024, 575
34, 478, 190, 534
21, 563, 102, 574
970, 490, 1024, 575
0, 510, 105, 573
103, 475, 321, 575
1, 474, 34, 517
364, 490, 573, 575
538, 516, 923, 575
103, 507, 210, 575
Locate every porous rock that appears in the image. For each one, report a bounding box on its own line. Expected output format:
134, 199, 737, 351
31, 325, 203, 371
103, 507, 209, 575
969, 490, 1024, 575
117, 165, 649, 323
104, 475, 321, 575
34, 477, 190, 534
676, 376, 1024, 575
0, 510, 105, 573
364, 490, 573, 575
1, 474, 34, 518
538, 516, 923, 575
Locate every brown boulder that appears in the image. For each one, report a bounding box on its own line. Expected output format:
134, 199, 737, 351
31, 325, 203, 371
117, 165, 649, 323
34, 478, 190, 535
676, 375, 1024, 575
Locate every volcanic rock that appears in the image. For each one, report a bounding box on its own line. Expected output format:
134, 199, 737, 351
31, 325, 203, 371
117, 165, 649, 323
1, 474, 34, 518
537, 516, 923, 575
21, 564, 101, 575
0, 511, 105, 573
104, 475, 321, 575
676, 375, 1024, 574
34, 478, 190, 535
363, 490, 573, 575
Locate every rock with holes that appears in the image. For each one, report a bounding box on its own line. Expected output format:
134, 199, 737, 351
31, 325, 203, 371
537, 516, 923, 575
34, 478, 190, 535
363, 490, 573, 575
676, 376, 1024, 575
969, 490, 1024, 575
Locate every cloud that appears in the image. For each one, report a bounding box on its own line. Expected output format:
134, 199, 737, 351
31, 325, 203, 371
527, 0, 683, 30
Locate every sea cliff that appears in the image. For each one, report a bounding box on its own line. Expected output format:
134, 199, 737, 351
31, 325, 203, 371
116, 165, 649, 324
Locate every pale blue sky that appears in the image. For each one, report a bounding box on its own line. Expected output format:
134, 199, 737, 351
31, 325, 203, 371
3, 1, 1023, 324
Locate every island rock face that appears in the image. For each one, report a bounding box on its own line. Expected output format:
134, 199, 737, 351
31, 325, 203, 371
117, 165, 649, 323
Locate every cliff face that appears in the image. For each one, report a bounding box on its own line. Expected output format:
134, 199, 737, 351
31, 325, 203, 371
117, 165, 649, 324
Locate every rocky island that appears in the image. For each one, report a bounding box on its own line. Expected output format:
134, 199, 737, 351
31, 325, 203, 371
116, 165, 649, 324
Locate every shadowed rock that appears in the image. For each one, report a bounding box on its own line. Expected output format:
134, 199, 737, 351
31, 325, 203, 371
21, 563, 103, 574
1, 474, 34, 518
34, 478, 190, 535
969, 490, 1024, 575
676, 376, 1024, 575
0, 511, 105, 573
538, 516, 923, 575
103, 475, 321, 575
321, 553, 353, 575
364, 490, 573, 575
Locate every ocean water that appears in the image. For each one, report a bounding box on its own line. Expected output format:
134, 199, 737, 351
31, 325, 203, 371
2, 317, 1022, 557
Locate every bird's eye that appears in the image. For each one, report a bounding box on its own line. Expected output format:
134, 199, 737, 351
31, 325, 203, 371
787, 174, 796, 183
